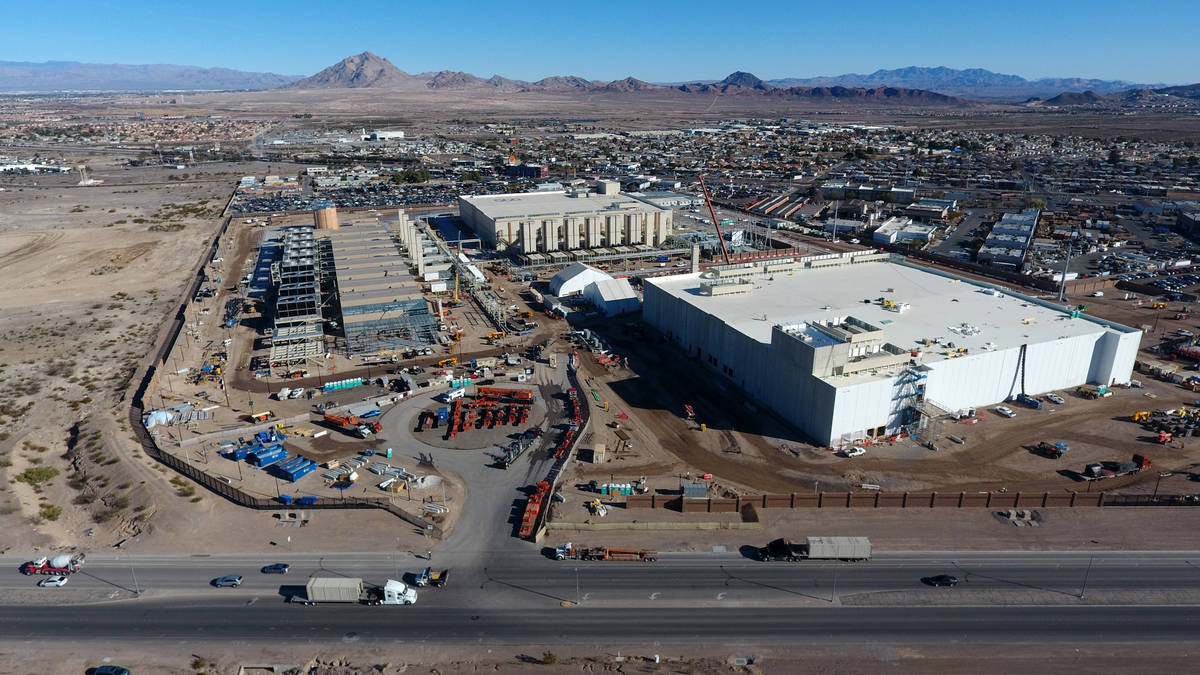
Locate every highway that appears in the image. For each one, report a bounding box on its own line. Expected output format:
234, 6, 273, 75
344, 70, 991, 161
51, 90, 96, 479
5, 603, 1200, 644
4, 551, 1200, 643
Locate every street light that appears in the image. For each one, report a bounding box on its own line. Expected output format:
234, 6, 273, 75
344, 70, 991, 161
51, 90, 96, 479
1154, 472, 1174, 499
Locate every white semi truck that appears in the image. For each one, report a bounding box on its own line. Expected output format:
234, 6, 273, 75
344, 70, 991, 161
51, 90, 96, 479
292, 577, 417, 605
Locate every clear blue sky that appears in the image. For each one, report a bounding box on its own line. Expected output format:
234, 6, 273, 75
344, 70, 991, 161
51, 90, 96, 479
4, 0, 1196, 84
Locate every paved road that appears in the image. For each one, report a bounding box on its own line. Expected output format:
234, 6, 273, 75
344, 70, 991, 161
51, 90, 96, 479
6, 551, 1200, 609
3, 602, 1199, 644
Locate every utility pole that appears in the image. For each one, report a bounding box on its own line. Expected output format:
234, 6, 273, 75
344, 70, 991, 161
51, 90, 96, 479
575, 567, 581, 605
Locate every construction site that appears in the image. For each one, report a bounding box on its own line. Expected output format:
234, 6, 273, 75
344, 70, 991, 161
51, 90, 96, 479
128, 185, 1200, 557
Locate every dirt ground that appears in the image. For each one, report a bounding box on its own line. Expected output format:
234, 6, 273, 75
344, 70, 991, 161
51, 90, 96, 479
5, 640, 1197, 675
0, 154, 319, 556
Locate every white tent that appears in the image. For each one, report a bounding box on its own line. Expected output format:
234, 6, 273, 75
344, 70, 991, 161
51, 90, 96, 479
550, 262, 611, 297
584, 278, 640, 316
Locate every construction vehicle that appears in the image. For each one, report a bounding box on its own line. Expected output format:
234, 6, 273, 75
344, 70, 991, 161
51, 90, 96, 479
487, 331, 506, 340
413, 567, 449, 588
322, 413, 378, 438
1033, 441, 1068, 459
437, 357, 457, 368
21, 553, 86, 576
1152, 301, 1168, 309
291, 577, 416, 606
1015, 393, 1043, 409
554, 543, 657, 562
1077, 384, 1113, 399
1132, 411, 1151, 422
1081, 454, 1151, 480
1158, 430, 1174, 444
758, 537, 872, 562
586, 499, 609, 517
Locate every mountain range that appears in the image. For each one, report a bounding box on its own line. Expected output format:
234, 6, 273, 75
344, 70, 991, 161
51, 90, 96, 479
0, 53, 1191, 105
761, 66, 1164, 100
0, 60, 298, 91
283, 53, 963, 104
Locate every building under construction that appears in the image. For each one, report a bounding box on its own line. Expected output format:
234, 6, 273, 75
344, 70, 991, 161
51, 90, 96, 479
267, 226, 328, 367
642, 252, 1141, 446
323, 218, 437, 357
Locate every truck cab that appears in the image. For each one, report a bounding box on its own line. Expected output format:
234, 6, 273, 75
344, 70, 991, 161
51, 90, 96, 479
373, 579, 417, 605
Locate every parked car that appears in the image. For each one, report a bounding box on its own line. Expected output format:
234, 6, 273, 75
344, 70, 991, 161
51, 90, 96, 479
93, 667, 132, 675
995, 406, 1016, 418
844, 446, 867, 457
37, 575, 68, 587
261, 563, 290, 574
212, 574, 243, 587
1045, 393, 1065, 405
923, 574, 959, 587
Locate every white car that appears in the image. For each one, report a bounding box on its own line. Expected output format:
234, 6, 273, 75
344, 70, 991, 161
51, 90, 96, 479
1045, 393, 1065, 405
288, 388, 305, 399
37, 575, 68, 587
995, 406, 1016, 418
844, 446, 867, 457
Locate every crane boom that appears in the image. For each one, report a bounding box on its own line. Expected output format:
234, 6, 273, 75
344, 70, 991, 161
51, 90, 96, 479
698, 175, 732, 265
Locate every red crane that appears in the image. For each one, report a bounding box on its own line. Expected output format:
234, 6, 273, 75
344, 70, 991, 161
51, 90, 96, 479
698, 174, 733, 265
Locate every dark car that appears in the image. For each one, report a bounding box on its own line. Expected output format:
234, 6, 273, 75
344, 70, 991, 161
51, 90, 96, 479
93, 667, 132, 675
923, 574, 959, 587
261, 563, 290, 574
211, 574, 243, 587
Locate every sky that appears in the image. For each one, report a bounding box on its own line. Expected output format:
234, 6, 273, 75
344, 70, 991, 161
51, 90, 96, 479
2, 0, 1197, 84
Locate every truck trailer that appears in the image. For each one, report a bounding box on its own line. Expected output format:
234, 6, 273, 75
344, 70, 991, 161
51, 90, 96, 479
554, 543, 657, 562
758, 536, 872, 562
293, 577, 417, 605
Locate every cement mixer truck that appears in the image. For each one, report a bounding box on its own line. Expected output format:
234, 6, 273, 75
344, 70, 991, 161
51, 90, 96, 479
21, 553, 86, 575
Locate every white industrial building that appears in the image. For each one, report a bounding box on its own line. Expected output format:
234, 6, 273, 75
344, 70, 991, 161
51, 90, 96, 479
458, 181, 673, 253
642, 252, 1140, 446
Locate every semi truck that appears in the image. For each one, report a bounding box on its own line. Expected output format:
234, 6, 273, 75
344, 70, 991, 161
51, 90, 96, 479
20, 553, 86, 575
758, 537, 872, 562
291, 577, 417, 605
554, 543, 657, 562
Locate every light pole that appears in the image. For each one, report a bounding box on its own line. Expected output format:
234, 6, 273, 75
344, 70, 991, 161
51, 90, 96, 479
1079, 554, 1095, 600
574, 567, 581, 605
130, 558, 141, 597
1154, 472, 1173, 499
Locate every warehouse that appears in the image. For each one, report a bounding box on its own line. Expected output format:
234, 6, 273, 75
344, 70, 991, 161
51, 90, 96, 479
458, 180, 673, 253
642, 252, 1140, 446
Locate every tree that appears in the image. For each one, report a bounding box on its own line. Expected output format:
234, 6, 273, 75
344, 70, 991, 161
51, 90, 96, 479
1107, 148, 1122, 165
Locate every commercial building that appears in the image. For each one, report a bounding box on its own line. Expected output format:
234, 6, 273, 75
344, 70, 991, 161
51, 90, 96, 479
642, 252, 1139, 446
872, 216, 936, 245
458, 181, 673, 253
978, 208, 1039, 268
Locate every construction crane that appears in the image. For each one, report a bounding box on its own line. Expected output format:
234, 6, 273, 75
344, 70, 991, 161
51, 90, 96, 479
698, 175, 732, 265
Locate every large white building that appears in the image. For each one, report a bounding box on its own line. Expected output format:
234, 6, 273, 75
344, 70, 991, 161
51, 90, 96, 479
643, 252, 1140, 446
458, 181, 673, 253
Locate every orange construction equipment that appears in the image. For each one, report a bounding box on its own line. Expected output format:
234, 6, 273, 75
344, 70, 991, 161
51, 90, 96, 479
518, 481, 551, 540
